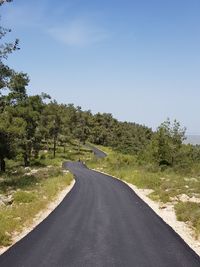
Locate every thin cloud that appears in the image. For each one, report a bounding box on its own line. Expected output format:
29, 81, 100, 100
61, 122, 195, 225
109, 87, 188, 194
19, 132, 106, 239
1, 1, 109, 47
48, 20, 108, 47
1, 1, 47, 29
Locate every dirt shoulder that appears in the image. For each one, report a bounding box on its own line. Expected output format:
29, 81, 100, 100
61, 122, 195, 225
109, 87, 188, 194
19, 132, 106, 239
126, 181, 200, 257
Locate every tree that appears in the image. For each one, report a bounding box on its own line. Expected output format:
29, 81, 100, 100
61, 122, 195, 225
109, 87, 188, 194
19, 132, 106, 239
0, 0, 22, 171
42, 102, 63, 158
0, 0, 19, 91
0, 110, 25, 171
148, 119, 186, 167
73, 107, 91, 156
19, 94, 47, 166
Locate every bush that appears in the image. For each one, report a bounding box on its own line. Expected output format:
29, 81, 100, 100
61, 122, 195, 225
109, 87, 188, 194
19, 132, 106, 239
40, 154, 46, 160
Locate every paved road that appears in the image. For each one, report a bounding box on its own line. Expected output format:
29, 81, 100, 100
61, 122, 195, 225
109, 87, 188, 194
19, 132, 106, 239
0, 152, 200, 266
86, 145, 107, 158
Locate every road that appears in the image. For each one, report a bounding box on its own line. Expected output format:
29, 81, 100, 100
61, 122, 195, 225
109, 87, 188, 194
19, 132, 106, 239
86, 144, 107, 158
0, 149, 200, 266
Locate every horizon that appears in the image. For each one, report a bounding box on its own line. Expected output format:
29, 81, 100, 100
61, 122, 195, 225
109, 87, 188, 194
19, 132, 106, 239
1, 0, 200, 134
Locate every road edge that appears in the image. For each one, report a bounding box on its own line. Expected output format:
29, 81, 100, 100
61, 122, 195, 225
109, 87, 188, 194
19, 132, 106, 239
92, 168, 200, 257
0, 179, 75, 255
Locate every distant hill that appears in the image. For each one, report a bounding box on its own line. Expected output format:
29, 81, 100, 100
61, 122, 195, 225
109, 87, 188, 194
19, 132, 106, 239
185, 135, 200, 145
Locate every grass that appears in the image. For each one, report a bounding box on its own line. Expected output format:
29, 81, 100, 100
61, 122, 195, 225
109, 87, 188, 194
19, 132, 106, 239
87, 145, 200, 238
0, 141, 93, 247
0, 167, 73, 247
14, 191, 37, 204
175, 202, 200, 238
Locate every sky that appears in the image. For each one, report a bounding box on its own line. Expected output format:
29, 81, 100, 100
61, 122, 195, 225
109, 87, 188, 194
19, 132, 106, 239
1, 0, 200, 134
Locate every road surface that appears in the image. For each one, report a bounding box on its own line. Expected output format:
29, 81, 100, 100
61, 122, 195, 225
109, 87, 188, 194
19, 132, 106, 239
0, 150, 199, 266
86, 144, 107, 158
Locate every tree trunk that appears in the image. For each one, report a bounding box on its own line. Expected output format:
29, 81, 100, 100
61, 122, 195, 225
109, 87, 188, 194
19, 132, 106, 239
34, 150, 39, 159
171, 156, 174, 167
78, 140, 80, 153
63, 144, 66, 153
78, 140, 80, 160
0, 158, 6, 172
24, 153, 30, 167
53, 136, 56, 158
46, 139, 49, 151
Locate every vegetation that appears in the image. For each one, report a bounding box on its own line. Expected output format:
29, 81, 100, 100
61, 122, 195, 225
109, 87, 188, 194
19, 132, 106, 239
175, 202, 200, 238
0, 167, 73, 246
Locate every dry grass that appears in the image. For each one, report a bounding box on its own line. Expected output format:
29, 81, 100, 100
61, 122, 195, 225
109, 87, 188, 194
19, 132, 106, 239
0, 167, 73, 247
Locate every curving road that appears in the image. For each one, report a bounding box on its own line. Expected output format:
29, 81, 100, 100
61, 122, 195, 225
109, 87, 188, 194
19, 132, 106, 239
0, 149, 200, 266
86, 144, 107, 158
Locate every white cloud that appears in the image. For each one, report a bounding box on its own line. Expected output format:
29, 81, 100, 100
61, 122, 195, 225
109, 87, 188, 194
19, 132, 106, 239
48, 20, 108, 47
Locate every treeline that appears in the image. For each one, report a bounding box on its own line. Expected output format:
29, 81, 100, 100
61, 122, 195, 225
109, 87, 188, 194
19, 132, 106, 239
0, 76, 153, 171
140, 119, 200, 172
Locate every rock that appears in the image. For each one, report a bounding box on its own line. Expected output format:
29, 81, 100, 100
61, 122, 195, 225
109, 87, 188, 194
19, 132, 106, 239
47, 165, 53, 168
159, 204, 167, 209
30, 169, 39, 174
0, 194, 14, 205
0, 199, 5, 207
189, 196, 200, 203
179, 194, 190, 202
4, 195, 14, 205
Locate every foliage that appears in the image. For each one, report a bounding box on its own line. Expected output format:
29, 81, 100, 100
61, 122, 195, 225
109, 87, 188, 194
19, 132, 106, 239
142, 119, 187, 169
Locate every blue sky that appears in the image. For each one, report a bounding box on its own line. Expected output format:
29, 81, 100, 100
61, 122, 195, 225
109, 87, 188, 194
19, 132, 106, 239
1, 0, 200, 133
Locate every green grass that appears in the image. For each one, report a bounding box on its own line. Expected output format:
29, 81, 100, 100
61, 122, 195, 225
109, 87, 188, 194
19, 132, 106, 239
32, 145, 93, 167
14, 191, 36, 204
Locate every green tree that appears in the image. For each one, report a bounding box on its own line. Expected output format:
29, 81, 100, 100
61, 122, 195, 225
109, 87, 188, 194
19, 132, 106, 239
0, 109, 25, 171
149, 119, 186, 167
0, 0, 19, 91
0, 1, 22, 171
42, 102, 63, 158
73, 107, 91, 156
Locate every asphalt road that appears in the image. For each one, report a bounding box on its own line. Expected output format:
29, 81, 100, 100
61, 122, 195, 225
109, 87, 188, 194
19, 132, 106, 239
86, 145, 107, 158
0, 149, 200, 266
